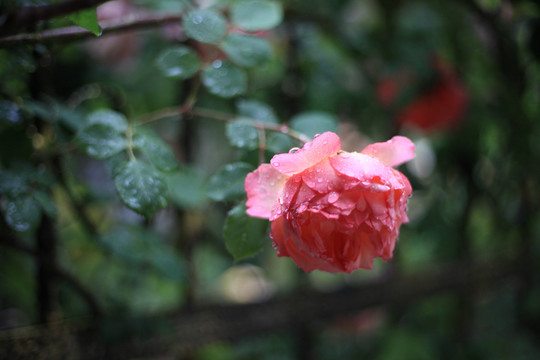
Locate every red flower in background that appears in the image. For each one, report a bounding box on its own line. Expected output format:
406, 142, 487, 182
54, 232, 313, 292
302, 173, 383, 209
245, 132, 415, 273
377, 56, 468, 132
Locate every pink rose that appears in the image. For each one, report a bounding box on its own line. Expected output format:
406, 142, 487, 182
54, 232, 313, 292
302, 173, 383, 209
245, 132, 415, 273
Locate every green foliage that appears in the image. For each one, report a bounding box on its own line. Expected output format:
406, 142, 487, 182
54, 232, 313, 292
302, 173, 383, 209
100, 226, 185, 282
1, 0, 540, 357
231, 0, 283, 31
183, 8, 228, 44
207, 162, 254, 201
76, 110, 128, 159
132, 128, 179, 172
155, 46, 201, 80
223, 203, 267, 261
236, 99, 279, 124
202, 61, 248, 97
67, 8, 102, 36
2, 196, 41, 232
113, 160, 168, 217
290, 111, 338, 138
221, 34, 272, 68
226, 120, 259, 149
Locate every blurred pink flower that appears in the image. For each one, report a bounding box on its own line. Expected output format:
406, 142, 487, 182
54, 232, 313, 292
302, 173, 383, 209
245, 132, 415, 273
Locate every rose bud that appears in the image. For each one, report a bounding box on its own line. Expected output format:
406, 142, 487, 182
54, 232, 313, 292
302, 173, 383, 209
245, 132, 415, 273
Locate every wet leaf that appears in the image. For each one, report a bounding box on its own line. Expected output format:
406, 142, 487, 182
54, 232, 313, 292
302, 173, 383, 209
77, 110, 129, 159
3, 196, 41, 232
114, 160, 168, 217
223, 203, 267, 261
132, 128, 179, 172
226, 120, 259, 149
290, 111, 338, 138
266, 132, 294, 153
155, 46, 201, 80
76, 123, 127, 159
166, 168, 207, 209
202, 61, 247, 98
207, 162, 254, 201
87, 110, 128, 132
231, 0, 283, 31
236, 98, 279, 124
0, 170, 30, 198
221, 34, 272, 68
183, 8, 227, 44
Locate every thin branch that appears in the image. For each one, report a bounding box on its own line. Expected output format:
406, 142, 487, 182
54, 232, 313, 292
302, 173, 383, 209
0, 13, 183, 48
189, 107, 311, 143
0, 0, 109, 35
136, 106, 311, 144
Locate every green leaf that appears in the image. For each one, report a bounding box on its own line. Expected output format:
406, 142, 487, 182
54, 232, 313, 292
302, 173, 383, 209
289, 111, 338, 138
266, 132, 294, 153
223, 203, 267, 261
182, 8, 227, 44
87, 110, 128, 132
155, 46, 201, 80
221, 34, 272, 68
77, 123, 127, 159
202, 61, 247, 98
2, 196, 41, 232
132, 128, 179, 172
231, 0, 283, 31
77, 110, 129, 159
207, 162, 254, 201
0, 170, 29, 198
236, 98, 279, 124
67, 8, 102, 36
114, 160, 168, 217
101, 226, 186, 281
226, 120, 259, 149
33, 190, 57, 218
166, 168, 207, 209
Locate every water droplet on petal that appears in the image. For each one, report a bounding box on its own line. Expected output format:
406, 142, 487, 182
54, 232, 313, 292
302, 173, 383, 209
272, 161, 280, 167
289, 147, 300, 154
317, 178, 323, 183
323, 140, 328, 145
314, 133, 321, 138
328, 192, 339, 203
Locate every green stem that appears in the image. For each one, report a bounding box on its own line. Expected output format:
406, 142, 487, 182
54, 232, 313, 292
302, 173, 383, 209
126, 124, 136, 162
135, 106, 311, 144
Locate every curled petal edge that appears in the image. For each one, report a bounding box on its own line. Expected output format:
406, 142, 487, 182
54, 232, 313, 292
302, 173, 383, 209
361, 136, 415, 167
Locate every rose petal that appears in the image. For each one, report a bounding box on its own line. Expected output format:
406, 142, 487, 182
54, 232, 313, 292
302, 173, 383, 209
270, 132, 341, 175
245, 164, 288, 219
301, 159, 342, 194
330, 152, 407, 189
360, 136, 415, 167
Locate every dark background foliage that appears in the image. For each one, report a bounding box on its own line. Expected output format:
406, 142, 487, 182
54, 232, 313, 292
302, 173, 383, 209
0, 0, 539, 358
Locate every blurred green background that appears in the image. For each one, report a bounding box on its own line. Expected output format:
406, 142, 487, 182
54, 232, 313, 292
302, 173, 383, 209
1, 0, 539, 358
